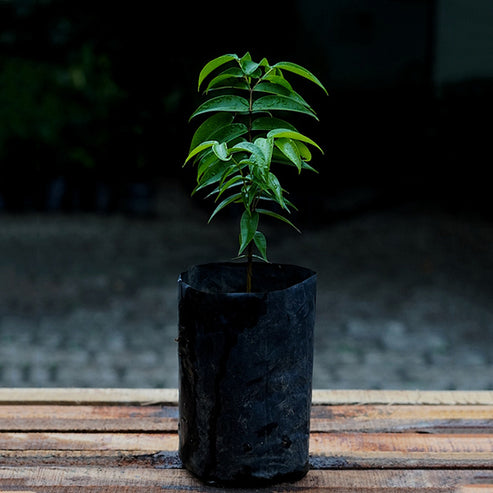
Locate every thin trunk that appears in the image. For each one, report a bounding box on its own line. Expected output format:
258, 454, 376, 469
246, 242, 253, 293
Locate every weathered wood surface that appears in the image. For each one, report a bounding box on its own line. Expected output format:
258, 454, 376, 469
0, 389, 492, 492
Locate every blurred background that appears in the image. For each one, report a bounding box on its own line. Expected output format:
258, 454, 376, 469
0, 0, 492, 389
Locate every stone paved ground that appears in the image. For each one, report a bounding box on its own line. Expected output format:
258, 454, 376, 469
1, 181, 492, 390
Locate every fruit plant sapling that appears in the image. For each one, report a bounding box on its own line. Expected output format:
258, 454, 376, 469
184, 52, 327, 292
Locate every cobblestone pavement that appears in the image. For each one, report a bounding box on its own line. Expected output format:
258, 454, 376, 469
1, 182, 492, 390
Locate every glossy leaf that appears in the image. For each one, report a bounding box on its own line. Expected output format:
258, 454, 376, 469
184, 140, 217, 166
189, 113, 233, 152
215, 174, 244, 201
257, 208, 301, 233
208, 192, 243, 222
251, 117, 297, 132
274, 138, 303, 173
267, 128, 323, 153
231, 141, 266, 166
267, 172, 285, 208
253, 137, 273, 167
252, 95, 318, 120
239, 210, 259, 255
295, 141, 312, 162
207, 77, 250, 93
253, 81, 312, 109
213, 142, 231, 161
193, 160, 230, 194
253, 231, 267, 261
272, 61, 328, 94
198, 54, 238, 91
205, 67, 247, 92
189, 95, 249, 120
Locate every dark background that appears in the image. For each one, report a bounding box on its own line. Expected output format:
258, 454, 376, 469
0, 0, 491, 220
0, 1, 492, 390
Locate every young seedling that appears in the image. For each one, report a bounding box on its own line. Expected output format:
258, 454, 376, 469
184, 52, 327, 291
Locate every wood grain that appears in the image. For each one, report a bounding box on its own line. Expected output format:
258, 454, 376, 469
1, 467, 492, 492
1, 388, 493, 405
1, 403, 491, 433
0, 389, 492, 491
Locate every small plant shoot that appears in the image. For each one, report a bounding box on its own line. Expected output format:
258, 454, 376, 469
184, 52, 327, 291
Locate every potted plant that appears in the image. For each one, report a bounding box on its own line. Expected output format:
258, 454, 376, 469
178, 52, 327, 486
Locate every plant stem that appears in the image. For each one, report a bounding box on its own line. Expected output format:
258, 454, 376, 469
246, 242, 253, 293
246, 79, 255, 293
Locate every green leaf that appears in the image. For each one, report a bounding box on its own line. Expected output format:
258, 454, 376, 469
251, 117, 297, 132
205, 67, 248, 92
231, 141, 266, 167
189, 113, 233, 152
253, 81, 312, 109
295, 141, 312, 162
272, 61, 328, 94
253, 136, 273, 167
215, 174, 244, 201
274, 138, 303, 173
193, 161, 231, 194
190, 95, 249, 120
213, 142, 231, 161
262, 73, 294, 91
252, 95, 318, 120
198, 54, 238, 91
239, 210, 259, 255
267, 172, 285, 208
184, 140, 217, 166
267, 128, 323, 153
253, 231, 268, 261
241, 60, 260, 76
208, 192, 242, 222
257, 208, 301, 233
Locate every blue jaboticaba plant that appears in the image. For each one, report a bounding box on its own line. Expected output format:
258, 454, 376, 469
184, 52, 327, 291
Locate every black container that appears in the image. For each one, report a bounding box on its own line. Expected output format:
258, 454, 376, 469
177, 262, 316, 486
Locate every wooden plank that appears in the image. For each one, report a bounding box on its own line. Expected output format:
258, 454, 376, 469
311, 404, 493, 433
0, 388, 178, 405
0, 405, 178, 431
457, 487, 493, 493
0, 467, 492, 491
312, 390, 493, 406
1, 388, 493, 406
0, 432, 491, 469
1, 403, 491, 433
0, 432, 176, 451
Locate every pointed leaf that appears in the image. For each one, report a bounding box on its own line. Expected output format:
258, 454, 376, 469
208, 192, 242, 222
267, 172, 285, 208
272, 61, 328, 94
295, 141, 312, 162
190, 95, 249, 120
213, 142, 231, 161
274, 138, 303, 173
253, 81, 312, 109
252, 95, 318, 120
267, 128, 323, 153
198, 54, 238, 91
231, 141, 266, 166
184, 140, 217, 166
251, 117, 297, 132
253, 231, 268, 261
215, 175, 244, 201
189, 113, 233, 152
239, 211, 259, 255
205, 67, 248, 92
253, 137, 273, 167
257, 208, 301, 233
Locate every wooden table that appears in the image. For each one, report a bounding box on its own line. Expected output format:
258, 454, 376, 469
0, 388, 492, 492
